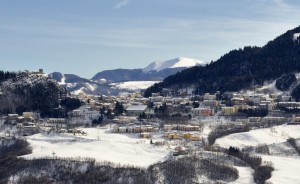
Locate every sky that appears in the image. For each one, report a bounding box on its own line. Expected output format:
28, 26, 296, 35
1, 0, 300, 78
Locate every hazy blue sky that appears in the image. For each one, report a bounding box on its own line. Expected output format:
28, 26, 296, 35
1, 0, 300, 78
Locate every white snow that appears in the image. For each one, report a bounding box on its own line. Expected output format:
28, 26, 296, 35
110, 81, 160, 90
215, 125, 300, 149
66, 82, 77, 88
86, 83, 96, 91
58, 74, 66, 85
143, 57, 206, 73
72, 87, 86, 95
22, 127, 170, 168
261, 155, 300, 184
230, 167, 255, 184
293, 33, 300, 41
215, 125, 300, 183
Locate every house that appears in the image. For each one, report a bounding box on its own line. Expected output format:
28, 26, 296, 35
164, 124, 172, 131
168, 133, 180, 139
248, 117, 261, 122
48, 118, 67, 124
221, 107, 236, 116
190, 134, 201, 141
126, 105, 149, 116
165, 132, 180, 139
140, 132, 151, 138
202, 100, 218, 107
172, 125, 200, 131
7, 114, 19, 120
72, 110, 81, 117
22, 112, 34, 119
22, 124, 39, 136
261, 117, 286, 124
204, 93, 216, 100
277, 102, 300, 109
183, 132, 193, 139
191, 108, 214, 117
231, 97, 245, 105
248, 95, 262, 105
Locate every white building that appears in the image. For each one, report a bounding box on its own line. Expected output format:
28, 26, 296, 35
126, 105, 149, 116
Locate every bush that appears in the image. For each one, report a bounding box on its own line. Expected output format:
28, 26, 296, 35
253, 165, 274, 184
292, 84, 300, 101
275, 73, 297, 91
255, 144, 270, 155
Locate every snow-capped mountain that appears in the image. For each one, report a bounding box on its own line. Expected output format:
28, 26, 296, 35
50, 57, 206, 95
92, 57, 206, 82
142, 57, 205, 73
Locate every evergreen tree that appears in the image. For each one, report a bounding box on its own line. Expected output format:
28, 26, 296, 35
114, 101, 124, 116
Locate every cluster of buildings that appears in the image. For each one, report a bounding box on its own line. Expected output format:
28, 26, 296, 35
2, 83, 300, 140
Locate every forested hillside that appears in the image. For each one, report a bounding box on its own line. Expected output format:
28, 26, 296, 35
144, 25, 300, 97
0, 71, 66, 117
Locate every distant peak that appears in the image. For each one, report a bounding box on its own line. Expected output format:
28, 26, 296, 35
143, 57, 206, 73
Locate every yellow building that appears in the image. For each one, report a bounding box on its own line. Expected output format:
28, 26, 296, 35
221, 107, 236, 116
190, 135, 201, 141
183, 132, 192, 139
168, 133, 180, 139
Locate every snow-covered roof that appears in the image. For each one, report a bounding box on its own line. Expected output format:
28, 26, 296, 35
126, 105, 148, 111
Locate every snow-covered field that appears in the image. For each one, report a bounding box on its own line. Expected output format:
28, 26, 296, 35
22, 127, 170, 168
110, 81, 160, 90
230, 167, 254, 184
215, 125, 300, 184
215, 125, 300, 149
261, 155, 300, 184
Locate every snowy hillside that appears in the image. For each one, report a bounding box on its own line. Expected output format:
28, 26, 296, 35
293, 33, 300, 41
143, 57, 206, 73
110, 81, 160, 91
22, 127, 170, 168
215, 125, 300, 184
50, 57, 206, 95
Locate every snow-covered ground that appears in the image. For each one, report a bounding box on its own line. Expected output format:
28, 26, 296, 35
230, 167, 255, 184
215, 125, 300, 184
58, 74, 66, 85
215, 125, 300, 149
293, 33, 300, 41
241, 72, 300, 96
143, 57, 206, 73
22, 127, 170, 168
261, 155, 300, 184
110, 81, 160, 90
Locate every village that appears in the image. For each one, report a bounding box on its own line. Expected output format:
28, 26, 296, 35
1, 87, 300, 158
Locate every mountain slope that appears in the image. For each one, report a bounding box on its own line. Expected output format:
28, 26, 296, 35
92, 57, 206, 82
144, 25, 300, 97
50, 57, 206, 95
91, 69, 143, 82
142, 57, 204, 73
0, 72, 65, 116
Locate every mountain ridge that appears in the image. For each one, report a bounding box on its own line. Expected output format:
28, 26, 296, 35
91, 57, 206, 82
144, 25, 300, 97
142, 57, 204, 73
49, 57, 206, 95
